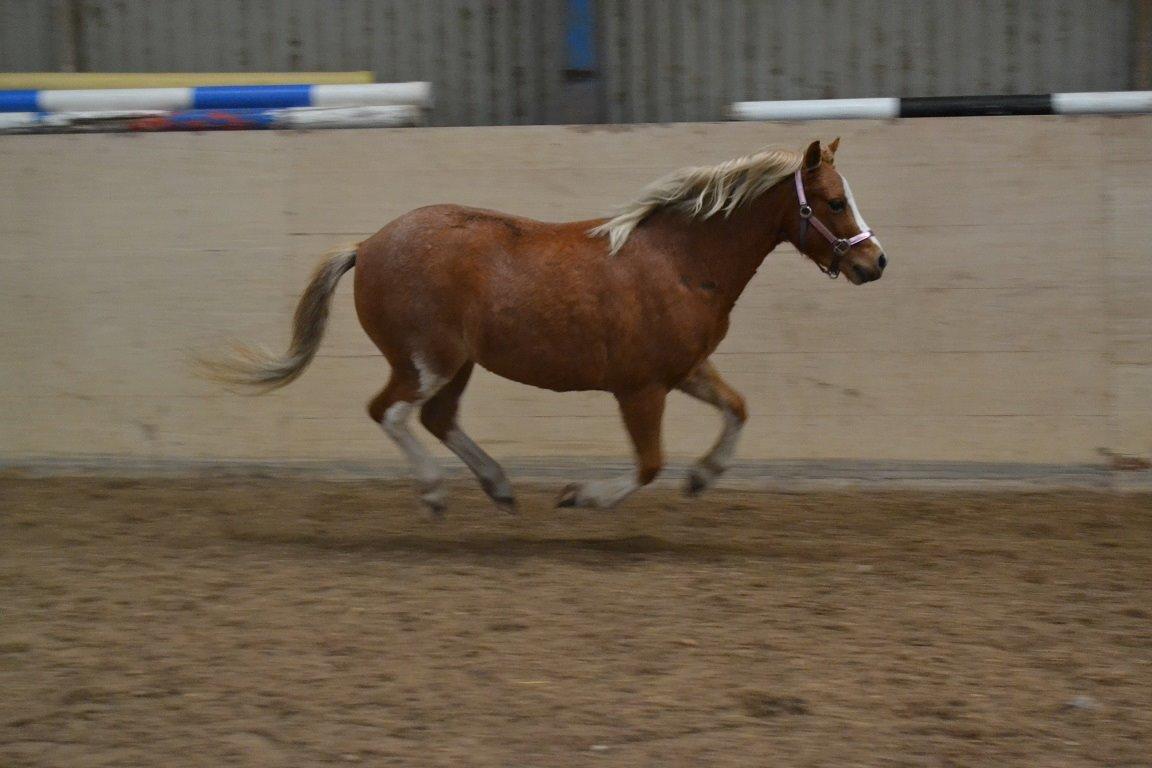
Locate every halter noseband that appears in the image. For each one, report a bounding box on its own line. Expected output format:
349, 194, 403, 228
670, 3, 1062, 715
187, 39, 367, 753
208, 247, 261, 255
794, 169, 875, 279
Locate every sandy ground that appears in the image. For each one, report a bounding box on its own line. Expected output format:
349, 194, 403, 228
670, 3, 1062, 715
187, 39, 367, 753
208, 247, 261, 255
1, 477, 1150, 767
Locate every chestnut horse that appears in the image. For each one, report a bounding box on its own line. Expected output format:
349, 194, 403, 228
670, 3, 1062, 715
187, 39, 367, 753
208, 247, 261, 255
206, 139, 886, 515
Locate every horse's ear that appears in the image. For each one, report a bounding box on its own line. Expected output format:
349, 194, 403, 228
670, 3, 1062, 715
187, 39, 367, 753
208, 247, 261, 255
827, 137, 840, 162
803, 140, 822, 171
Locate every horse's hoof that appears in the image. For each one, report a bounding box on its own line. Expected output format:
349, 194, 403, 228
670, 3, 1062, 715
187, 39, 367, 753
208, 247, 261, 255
494, 495, 518, 515
421, 491, 447, 520
555, 483, 580, 508
684, 470, 709, 497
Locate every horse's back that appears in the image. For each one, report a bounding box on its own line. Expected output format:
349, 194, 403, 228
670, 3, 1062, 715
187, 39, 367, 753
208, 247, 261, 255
351, 204, 628, 387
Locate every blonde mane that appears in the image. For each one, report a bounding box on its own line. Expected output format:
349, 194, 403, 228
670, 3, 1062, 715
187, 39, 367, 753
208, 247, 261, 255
588, 147, 804, 255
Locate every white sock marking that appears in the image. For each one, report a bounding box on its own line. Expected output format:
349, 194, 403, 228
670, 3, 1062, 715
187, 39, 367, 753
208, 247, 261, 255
573, 475, 640, 508
710, 410, 744, 469
381, 402, 443, 503
692, 408, 744, 489
444, 427, 513, 499
412, 353, 448, 399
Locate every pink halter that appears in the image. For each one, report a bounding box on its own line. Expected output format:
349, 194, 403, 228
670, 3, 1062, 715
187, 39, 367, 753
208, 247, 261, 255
794, 169, 875, 279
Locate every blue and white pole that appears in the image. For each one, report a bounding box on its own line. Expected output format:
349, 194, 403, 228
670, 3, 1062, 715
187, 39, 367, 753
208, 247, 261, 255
0, 82, 432, 113
0, 105, 425, 134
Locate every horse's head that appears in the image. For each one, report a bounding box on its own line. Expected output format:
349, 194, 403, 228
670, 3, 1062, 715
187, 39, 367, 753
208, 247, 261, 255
790, 139, 887, 285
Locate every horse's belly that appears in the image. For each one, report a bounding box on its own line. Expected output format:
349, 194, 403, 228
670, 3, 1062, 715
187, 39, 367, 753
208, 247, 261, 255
454, 251, 722, 393
470, 328, 611, 392
466, 307, 718, 393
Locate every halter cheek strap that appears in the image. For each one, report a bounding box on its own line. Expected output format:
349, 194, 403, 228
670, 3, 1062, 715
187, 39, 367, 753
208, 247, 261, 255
794, 170, 874, 279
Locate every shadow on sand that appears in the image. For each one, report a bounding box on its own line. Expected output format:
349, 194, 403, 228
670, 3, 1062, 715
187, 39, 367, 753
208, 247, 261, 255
223, 527, 842, 564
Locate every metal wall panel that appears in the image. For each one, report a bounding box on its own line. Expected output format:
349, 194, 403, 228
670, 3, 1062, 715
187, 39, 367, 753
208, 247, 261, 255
600, 0, 1136, 122
0, 0, 58, 71
0, 0, 565, 126
0, 0, 1140, 125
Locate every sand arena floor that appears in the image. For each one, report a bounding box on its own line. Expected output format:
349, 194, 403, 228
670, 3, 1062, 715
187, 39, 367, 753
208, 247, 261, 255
1, 477, 1150, 767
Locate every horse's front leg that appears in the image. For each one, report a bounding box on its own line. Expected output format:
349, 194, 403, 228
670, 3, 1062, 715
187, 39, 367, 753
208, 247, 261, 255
556, 386, 666, 509
676, 360, 747, 495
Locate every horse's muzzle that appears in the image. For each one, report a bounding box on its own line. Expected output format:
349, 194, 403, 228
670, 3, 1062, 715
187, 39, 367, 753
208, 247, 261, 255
849, 255, 886, 284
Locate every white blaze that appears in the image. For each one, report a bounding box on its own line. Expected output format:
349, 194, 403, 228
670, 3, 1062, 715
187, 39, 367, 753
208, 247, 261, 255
841, 174, 884, 254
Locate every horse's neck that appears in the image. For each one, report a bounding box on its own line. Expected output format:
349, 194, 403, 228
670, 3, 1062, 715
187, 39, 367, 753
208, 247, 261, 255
661, 182, 793, 306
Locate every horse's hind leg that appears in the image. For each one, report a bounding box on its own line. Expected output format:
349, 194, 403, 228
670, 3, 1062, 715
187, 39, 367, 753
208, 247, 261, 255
557, 386, 666, 509
368, 363, 453, 517
419, 362, 517, 513
676, 360, 747, 496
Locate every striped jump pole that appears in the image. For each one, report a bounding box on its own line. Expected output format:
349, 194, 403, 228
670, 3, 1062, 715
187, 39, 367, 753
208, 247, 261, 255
728, 92, 1152, 121
0, 82, 432, 113
0, 105, 425, 134
0, 72, 375, 89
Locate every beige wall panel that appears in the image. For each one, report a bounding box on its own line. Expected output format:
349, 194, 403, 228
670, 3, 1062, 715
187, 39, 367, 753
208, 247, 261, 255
1103, 122, 1152, 369
1115, 365, 1152, 459
0, 118, 1147, 469
0, 135, 291, 256
1107, 247, 1152, 366
1106, 228, 1152, 367
1101, 117, 1152, 458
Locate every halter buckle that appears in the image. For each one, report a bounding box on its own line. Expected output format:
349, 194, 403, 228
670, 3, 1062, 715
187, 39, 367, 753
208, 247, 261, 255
799, 203, 812, 219
833, 238, 851, 256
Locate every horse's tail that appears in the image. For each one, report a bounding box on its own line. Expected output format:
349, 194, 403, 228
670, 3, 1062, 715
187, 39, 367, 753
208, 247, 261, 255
199, 248, 357, 393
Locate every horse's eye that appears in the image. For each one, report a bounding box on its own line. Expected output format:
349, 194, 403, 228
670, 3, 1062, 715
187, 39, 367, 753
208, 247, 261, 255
829, 199, 847, 213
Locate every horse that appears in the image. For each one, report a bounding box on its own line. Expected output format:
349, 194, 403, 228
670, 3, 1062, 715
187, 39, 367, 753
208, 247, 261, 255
204, 139, 886, 515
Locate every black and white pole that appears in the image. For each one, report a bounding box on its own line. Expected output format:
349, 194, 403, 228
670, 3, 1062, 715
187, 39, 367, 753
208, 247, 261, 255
728, 91, 1152, 121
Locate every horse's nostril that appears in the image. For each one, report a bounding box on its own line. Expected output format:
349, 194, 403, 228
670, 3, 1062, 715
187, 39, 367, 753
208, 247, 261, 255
878, 253, 888, 270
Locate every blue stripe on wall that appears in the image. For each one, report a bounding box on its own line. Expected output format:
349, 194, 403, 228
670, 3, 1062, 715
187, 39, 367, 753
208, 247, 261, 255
566, 0, 596, 72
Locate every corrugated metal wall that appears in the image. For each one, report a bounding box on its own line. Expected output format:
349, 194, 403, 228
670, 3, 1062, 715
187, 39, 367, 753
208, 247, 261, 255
0, 0, 567, 125
0, 0, 61, 71
599, 0, 1137, 122
0, 0, 1141, 125
75, 0, 567, 125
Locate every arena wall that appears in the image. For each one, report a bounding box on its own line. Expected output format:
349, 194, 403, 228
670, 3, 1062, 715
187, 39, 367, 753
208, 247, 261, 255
1, 118, 1149, 472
